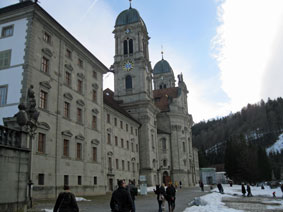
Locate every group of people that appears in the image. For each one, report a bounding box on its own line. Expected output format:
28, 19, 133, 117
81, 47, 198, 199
154, 183, 177, 212
241, 183, 252, 196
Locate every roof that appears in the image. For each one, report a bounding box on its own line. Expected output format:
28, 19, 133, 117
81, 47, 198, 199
153, 59, 173, 74
153, 87, 180, 112
103, 89, 140, 125
0, 1, 34, 14
115, 8, 143, 27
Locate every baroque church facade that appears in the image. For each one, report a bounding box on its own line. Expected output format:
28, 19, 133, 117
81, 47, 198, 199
0, 1, 199, 199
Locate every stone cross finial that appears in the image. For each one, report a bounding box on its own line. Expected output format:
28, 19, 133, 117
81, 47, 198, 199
129, 0, 132, 8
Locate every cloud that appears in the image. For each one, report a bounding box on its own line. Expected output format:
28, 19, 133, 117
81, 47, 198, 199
213, 0, 283, 113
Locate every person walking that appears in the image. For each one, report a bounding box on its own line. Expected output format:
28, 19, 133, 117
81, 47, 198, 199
247, 184, 252, 197
127, 180, 138, 212
199, 181, 204, 192
280, 183, 283, 198
179, 181, 182, 189
110, 179, 134, 212
53, 185, 79, 212
217, 183, 224, 194
154, 184, 166, 212
166, 183, 176, 212
241, 183, 246, 196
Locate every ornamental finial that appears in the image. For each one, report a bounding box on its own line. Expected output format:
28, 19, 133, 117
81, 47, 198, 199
129, 0, 132, 8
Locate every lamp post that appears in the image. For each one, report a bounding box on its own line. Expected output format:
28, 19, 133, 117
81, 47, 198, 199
16, 85, 39, 208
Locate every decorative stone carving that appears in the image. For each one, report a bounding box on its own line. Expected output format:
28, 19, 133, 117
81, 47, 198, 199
38, 122, 50, 131
107, 128, 112, 133
39, 81, 51, 90
42, 48, 53, 57
92, 108, 99, 114
75, 134, 85, 141
107, 151, 113, 156
77, 73, 84, 79
92, 83, 99, 89
64, 64, 73, 71
63, 93, 73, 100
131, 157, 136, 161
76, 99, 85, 106
61, 130, 73, 137
91, 139, 100, 145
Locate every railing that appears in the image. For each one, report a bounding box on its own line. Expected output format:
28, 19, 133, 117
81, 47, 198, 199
0, 125, 26, 148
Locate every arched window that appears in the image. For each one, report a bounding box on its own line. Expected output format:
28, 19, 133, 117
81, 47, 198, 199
159, 84, 162, 89
129, 39, 133, 54
163, 159, 167, 167
164, 84, 167, 88
123, 40, 128, 55
162, 138, 166, 150
125, 75, 132, 89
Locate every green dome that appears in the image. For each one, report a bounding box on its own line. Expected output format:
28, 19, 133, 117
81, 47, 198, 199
153, 59, 173, 74
115, 8, 142, 26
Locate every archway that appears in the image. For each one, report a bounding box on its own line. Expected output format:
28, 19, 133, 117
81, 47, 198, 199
162, 171, 171, 186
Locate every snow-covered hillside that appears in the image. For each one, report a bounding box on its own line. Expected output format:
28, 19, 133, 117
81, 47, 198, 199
266, 133, 283, 154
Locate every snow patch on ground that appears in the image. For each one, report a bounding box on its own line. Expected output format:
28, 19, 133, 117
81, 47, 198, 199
266, 133, 283, 154
42, 209, 52, 212
76, 197, 91, 201
184, 184, 283, 212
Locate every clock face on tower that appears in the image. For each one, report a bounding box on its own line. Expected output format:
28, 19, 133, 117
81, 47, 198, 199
123, 60, 134, 71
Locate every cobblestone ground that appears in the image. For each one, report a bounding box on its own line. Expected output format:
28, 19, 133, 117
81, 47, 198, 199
222, 195, 283, 212
30, 186, 207, 212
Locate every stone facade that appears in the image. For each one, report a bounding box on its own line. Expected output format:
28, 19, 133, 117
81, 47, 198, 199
0, 1, 199, 199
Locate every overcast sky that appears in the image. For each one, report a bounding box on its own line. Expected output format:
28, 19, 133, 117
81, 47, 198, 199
1, 0, 283, 123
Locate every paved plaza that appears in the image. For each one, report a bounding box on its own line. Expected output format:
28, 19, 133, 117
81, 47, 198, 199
30, 186, 206, 212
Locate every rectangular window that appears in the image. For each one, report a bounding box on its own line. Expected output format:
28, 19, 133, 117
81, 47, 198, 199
0, 50, 11, 69
114, 118, 117, 126
183, 142, 186, 152
121, 138, 124, 148
136, 144, 138, 152
131, 126, 133, 134
120, 121, 123, 129
122, 160, 125, 170
93, 147, 97, 162
131, 142, 134, 152
65, 71, 71, 86
1, 25, 13, 38
78, 176, 82, 185
77, 79, 83, 94
127, 140, 129, 150
115, 136, 118, 146
41, 56, 49, 73
38, 133, 45, 153
135, 129, 138, 136
0, 85, 8, 106
76, 143, 82, 159
78, 58, 83, 68
64, 175, 69, 185
63, 139, 69, 157
38, 173, 44, 185
152, 134, 154, 149
92, 90, 97, 102
107, 114, 110, 123
93, 71, 97, 79
116, 159, 119, 169
92, 115, 97, 130
108, 157, 112, 170
64, 102, 70, 118
107, 133, 111, 144
66, 49, 72, 59
132, 162, 135, 172
128, 161, 130, 171
126, 124, 128, 132
43, 32, 51, 43
94, 176, 97, 185
77, 108, 82, 123
39, 90, 48, 109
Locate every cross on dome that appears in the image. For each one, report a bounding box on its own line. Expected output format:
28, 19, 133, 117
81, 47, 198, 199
129, 0, 132, 8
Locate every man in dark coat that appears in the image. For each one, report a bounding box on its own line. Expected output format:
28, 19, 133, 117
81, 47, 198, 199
110, 179, 134, 212
247, 184, 252, 197
241, 183, 246, 196
166, 183, 176, 212
53, 185, 79, 212
199, 181, 204, 192
126, 180, 138, 212
154, 184, 166, 212
281, 184, 283, 198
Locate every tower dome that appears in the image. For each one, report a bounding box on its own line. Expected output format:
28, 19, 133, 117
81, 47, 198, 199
153, 59, 173, 75
115, 8, 143, 27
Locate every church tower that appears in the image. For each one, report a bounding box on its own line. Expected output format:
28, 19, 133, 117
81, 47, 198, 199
112, 3, 159, 185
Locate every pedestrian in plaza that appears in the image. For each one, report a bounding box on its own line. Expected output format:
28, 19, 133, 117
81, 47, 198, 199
179, 181, 182, 189
110, 179, 134, 212
280, 183, 283, 198
199, 181, 204, 192
247, 184, 252, 197
217, 183, 224, 194
53, 185, 79, 212
241, 183, 246, 196
166, 182, 176, 212
126, 180, 138, 212
154, 184, 166, 212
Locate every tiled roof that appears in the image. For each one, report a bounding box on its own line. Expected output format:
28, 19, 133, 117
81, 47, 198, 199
0, 1, 34, 14
103, 89, 140, 125
153, 87, 180, 112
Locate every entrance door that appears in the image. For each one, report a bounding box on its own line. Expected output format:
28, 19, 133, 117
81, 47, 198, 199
109, 178, 113, 191
163, 171, 171, 186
